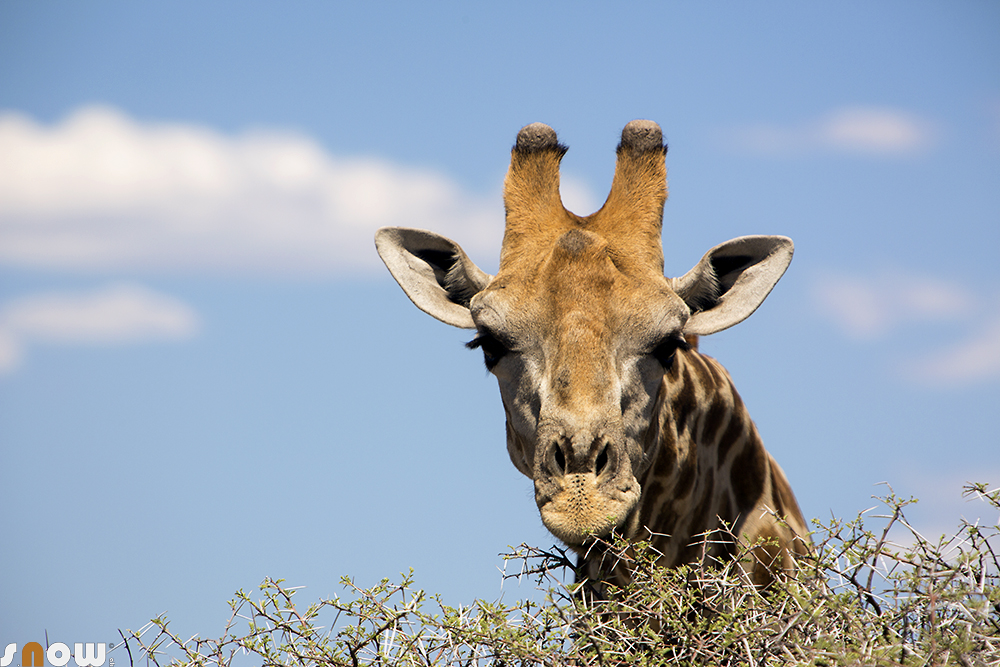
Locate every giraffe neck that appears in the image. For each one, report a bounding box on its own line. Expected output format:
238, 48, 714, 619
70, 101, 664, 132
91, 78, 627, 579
573, 349, 807, 594
620, 348, 772, 566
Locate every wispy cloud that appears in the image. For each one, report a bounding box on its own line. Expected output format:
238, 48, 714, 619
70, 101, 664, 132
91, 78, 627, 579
812, 270, 1000, 386
559, 175, 600, 218
725, 106, 938, 157
0, 106, 507, 275
813, 270, 974, 340
905, 316, 1000, 386
884, 473, 1000, 542
0, 283, 200, 374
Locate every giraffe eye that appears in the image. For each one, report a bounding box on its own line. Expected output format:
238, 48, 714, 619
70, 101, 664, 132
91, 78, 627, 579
466, 331, 509, 371
651, 335, 690, 369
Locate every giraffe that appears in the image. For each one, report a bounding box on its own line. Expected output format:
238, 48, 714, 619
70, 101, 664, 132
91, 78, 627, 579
375, 120, 808, 589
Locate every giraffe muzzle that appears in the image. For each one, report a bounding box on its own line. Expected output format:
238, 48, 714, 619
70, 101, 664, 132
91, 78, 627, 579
534, 433, 641, 546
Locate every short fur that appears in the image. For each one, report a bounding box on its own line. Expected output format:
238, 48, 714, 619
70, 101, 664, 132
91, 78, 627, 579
374, 120, 806, 591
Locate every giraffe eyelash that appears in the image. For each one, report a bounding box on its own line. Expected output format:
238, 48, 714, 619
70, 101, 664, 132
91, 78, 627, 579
651, 335, 691, 368
466, 331, 509, 371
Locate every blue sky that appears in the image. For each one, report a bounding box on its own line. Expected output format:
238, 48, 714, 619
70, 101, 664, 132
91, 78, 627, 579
1, 0, 998, 651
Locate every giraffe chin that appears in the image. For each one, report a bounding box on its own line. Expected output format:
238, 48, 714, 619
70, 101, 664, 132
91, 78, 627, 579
536, 473, 640, 547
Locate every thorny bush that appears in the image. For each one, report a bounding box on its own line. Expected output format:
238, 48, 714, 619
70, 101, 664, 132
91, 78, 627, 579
119, 484, 999, 666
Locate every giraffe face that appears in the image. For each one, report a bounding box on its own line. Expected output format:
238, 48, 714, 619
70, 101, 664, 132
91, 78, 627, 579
469, 228, 691, 545
375, 121, 794, 551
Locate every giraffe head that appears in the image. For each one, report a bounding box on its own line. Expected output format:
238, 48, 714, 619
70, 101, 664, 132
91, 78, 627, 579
376, 121, 793, 547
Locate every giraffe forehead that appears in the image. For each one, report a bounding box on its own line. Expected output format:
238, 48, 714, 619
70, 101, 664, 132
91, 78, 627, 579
555, 228, 599, 256
475, 231, 687, 344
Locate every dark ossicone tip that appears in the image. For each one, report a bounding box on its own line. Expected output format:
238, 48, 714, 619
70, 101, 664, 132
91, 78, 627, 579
620, 119, 664, 152
515, 122, 562, 152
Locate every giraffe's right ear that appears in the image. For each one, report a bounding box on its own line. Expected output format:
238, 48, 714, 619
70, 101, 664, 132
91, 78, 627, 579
375, 227, 492, 329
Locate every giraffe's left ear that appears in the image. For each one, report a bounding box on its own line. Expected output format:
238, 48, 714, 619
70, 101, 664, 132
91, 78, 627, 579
673, 235, 793, 336
375, 227, 492, 329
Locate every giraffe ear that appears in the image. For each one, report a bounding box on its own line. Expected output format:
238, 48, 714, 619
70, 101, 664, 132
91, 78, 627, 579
673, 235, 793, 336
375, 227, 492, 329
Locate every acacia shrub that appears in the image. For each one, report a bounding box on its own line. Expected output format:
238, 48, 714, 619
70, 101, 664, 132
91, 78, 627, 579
122, 484, 999, 666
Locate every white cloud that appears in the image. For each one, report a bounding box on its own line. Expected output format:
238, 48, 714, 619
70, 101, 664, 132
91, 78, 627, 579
812, 270, 974, 339
727, 106, 937, 157
884, 473, 1000, 543
905, 316, 1000, 386
0, 283, 200, 373
0, 106, 507, 275
0, 329, 19, 373
559, 174, 601, 217
813, 269, 1000, 386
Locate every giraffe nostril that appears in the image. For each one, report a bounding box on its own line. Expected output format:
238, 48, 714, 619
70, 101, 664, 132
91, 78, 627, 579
595, 444, 609, 476
554, 446, 566, 475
